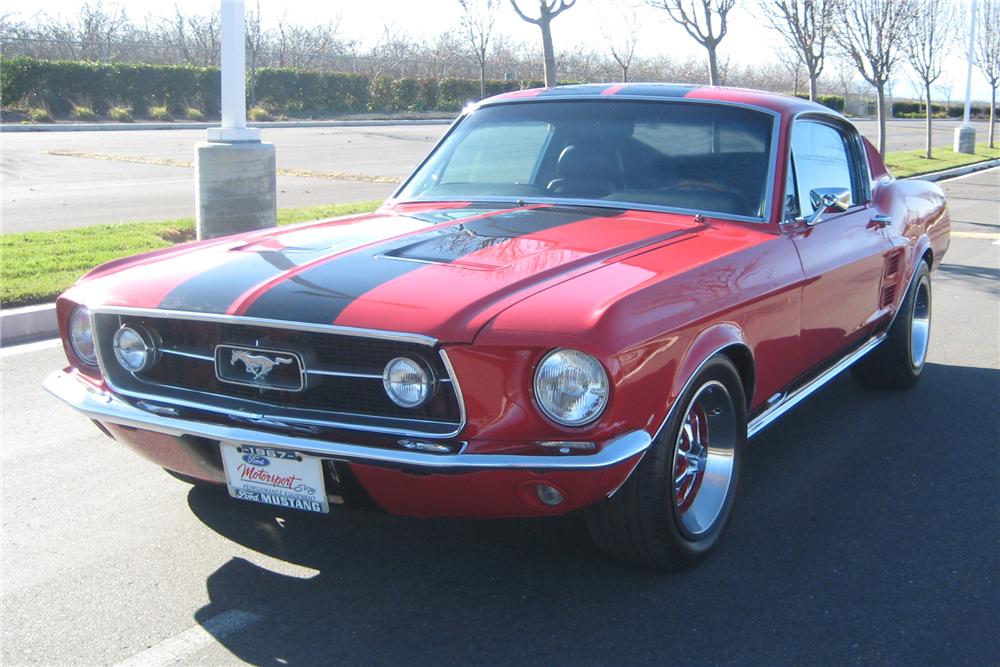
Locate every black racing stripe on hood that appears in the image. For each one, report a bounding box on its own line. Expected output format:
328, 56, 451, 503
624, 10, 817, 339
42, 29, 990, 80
157, 251, 300, 313
240, 206, 616, 325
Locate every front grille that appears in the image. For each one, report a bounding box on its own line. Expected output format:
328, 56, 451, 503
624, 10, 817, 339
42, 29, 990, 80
93, 311, 464, 437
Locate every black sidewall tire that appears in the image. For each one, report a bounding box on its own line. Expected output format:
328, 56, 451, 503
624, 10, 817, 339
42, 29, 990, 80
657, 357, 747, 558
851, 259, 931, 389
907, 270, 931, 374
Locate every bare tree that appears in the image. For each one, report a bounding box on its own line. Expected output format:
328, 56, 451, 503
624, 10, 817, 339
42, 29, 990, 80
644, 0, 736, 85
509, 0, 577, 87
600, 8, 642, 82
162, 4, 220, 66
903, 0, 958, 158
757, 0, 834, 100
269, 19, 343, 70
246, 0, 263, 105
975, 0, 1000, 147
777, 48, 808, 96
459, 0, 499, 98
831, 0, 917, 156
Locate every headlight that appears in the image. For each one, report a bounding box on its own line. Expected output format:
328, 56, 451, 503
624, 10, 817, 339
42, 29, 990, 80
69, 306, 97, 366
383, 357, 433, 408
533, 349, 610, 427
112, 325, 157, 372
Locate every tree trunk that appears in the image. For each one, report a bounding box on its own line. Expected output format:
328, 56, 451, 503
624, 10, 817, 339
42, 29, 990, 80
991, 85, 997, 149
622, 64, 629, 83
479, 60, 486, 100
924, 82, 933, 160
540, 19, 556, 87
876, 84, 887, 156
808, 70, 818, 102
706, 44, 719, 85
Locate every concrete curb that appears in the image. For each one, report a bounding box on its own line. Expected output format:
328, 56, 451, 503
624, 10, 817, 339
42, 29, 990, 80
2, 159, 996, 349
0, 303, 58, 347
0, 119, 454, 133
908, 158, 1000, 182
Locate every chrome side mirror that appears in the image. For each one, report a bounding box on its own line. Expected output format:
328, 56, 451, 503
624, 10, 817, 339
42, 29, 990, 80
806, 188, 852, 226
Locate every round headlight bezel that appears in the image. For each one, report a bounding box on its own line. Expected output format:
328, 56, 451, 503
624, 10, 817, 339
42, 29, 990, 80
112, 324, 159, 373
382, 356, 435, 409
533, 348, 611, 428
69, 305, 98, 366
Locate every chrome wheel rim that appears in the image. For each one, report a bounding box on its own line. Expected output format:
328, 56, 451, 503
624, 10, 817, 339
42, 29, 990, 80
910, 276, 931, 369
672, 380, 737, 537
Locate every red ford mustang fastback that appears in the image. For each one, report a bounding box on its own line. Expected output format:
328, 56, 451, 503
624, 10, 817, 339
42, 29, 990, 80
46, 84, 949, 568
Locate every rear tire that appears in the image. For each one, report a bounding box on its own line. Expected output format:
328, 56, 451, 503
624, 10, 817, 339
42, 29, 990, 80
586, 356, 746, 569
852, 260, 931, 389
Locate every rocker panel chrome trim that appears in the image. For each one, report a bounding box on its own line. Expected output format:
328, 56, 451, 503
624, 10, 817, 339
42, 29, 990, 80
746, 333, 886, 438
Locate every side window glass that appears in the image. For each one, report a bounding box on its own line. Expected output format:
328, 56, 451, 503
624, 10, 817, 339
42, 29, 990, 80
791, 121, 854, 216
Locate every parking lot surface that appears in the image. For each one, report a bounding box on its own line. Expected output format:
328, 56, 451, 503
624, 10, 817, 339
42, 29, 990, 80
1, 168, 996, 665
1, 119, 991, 233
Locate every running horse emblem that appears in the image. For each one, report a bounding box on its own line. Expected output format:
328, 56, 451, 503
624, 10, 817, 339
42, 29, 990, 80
231, 350, 294, 381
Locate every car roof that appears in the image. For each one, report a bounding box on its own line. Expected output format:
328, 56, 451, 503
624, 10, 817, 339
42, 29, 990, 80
481, 82, 834, 117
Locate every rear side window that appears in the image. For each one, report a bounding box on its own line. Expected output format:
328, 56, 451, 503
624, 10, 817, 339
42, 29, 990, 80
790, 121, 854, 216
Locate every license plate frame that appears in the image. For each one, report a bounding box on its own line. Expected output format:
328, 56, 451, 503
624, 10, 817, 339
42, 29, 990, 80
220, 443, 329, 514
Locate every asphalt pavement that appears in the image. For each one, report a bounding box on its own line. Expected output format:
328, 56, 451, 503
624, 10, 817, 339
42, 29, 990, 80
1, 119, 992, 233
1, 168, 997, 665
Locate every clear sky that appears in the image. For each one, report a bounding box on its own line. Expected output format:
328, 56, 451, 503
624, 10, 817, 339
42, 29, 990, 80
11, 0, 992, 101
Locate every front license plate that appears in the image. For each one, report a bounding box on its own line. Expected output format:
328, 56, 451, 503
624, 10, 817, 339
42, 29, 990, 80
220, 443, 329, 514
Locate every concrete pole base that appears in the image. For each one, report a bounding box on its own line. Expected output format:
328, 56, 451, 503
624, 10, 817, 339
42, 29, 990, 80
195, 141, 276, 240
953, 126, 977, 154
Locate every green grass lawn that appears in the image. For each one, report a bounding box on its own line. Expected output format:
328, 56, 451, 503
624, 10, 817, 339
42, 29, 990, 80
884, 143, 1000, 178
1, 201, 381, 308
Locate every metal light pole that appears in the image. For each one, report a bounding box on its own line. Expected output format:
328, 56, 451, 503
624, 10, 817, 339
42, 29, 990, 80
195, 0, 276, 240
954, 0, 979, 154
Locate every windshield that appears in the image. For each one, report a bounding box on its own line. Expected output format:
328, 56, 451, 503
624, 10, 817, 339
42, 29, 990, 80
396, 100, 775, 219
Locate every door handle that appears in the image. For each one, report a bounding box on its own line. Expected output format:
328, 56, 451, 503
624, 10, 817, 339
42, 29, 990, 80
869, 214, 892, 229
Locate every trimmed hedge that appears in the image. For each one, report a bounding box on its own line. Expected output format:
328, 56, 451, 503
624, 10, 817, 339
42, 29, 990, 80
794, 93, 845, 112
1, 57, 219, 115
892, 99, 992, 118
1, 56, 542, 117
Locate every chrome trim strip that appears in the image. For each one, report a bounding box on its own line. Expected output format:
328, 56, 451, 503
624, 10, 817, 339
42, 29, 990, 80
162, 348, 452, 382
393, 196, 770, 225
93, 306, 439, 346
43, 370, 650, 472
389, 96, 782, 226
90, 307, 467, 439
306, 369, 383, 379
161, 348, 213, 362
746, 333, 886, 438
439, 348, 467, 434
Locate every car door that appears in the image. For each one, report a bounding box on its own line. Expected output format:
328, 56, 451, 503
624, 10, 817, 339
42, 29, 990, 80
786, 118, 894, 368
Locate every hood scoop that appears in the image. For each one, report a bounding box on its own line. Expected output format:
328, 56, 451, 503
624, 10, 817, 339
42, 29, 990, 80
379, 226, 532, 270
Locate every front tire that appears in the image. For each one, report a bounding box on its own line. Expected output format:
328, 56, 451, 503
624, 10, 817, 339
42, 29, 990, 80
586, 356, 746, 569
852, 260, 931, 389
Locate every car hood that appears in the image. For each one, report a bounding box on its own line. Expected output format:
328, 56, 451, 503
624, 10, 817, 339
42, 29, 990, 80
71, 203, 705, 342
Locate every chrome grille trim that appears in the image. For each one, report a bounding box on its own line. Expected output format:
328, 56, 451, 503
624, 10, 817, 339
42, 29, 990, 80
89, 306, 467, 439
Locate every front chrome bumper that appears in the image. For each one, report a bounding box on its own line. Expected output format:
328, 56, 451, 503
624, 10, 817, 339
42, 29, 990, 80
44, 370, 652, 472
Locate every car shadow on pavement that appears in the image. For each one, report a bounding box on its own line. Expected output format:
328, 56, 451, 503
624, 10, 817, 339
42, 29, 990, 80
186, 362, 999, 666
